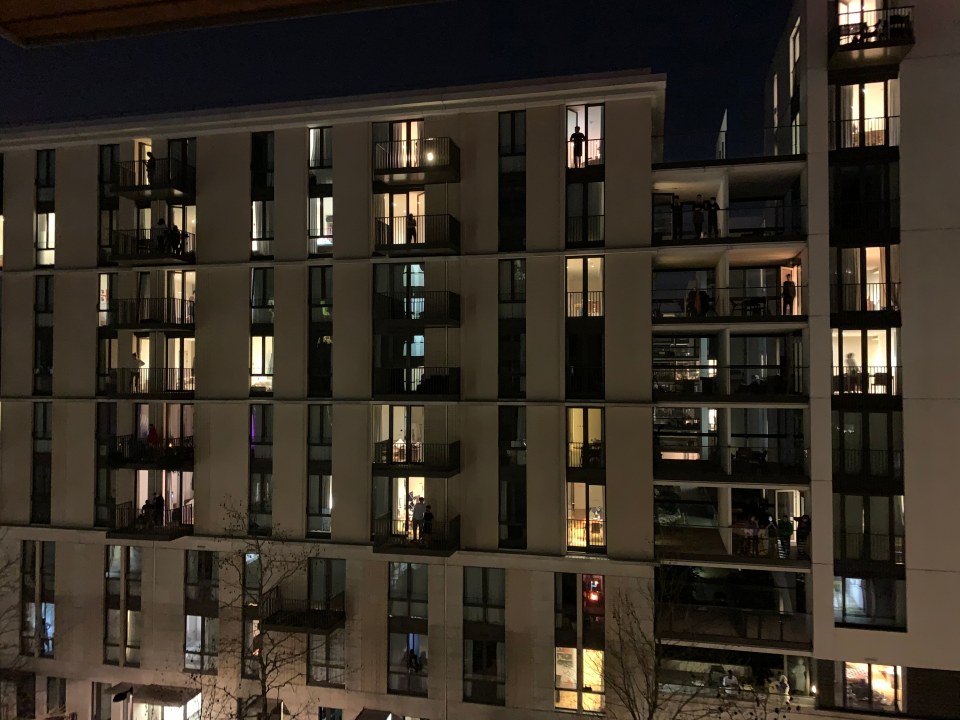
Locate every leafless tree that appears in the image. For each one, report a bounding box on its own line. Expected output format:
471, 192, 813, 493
0, 529, 27, 720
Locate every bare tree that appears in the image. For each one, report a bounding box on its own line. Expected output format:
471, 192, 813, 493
0, 529, 27, 720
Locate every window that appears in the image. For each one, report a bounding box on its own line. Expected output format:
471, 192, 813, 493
34, 276, 54, 395
20, 540, 55, 657
498, 406, 526, 549
499, 260, 526, 398
242, 552, 262, 679
830, 78, 900, 149
250, 335, 274, 395
842, 662, 902, 713
566, 104, 604, 168
566, 257, 604, 317
307, 558, 346, 686
462, 568, 506, 704
833, 576, 906, 628
104, 545, 142, 666
251, 200, 274, 256
309, 196, 334, 253
833, 493, 905, 564
568, 407, 603, 469
498, 110, 526, 251
831, 245, 901, 313
387, 562, 428, 695
250, 268, 275, 325
389, 562, 428, 619
185, 549, 218, 672
31, 403, 52, 524
566, 181, 604, 247
309, 266, 333, 397
307, 405, 333, 537
310, 127, 333, 170
249, 405, 273, 535
251, 132, 274, 189
566, 481, 605, 552
35, 149, 55, 267
832, 410, 903, 479
318, 710, 342, 720
554, 573, 605, 713
99, 144, 119, 257
46, 677, 65, 715
831, 328, 901, 395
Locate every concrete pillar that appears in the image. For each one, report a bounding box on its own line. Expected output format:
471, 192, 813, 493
458, 111, 499, 255
2, 149, 36, 271
605, 98, 653, 248
526, 404, 564, 555
54, 144, 99, 269
2, 274, 35, 395
526, 105, 564, 253
505, 569, 555, 710
717, 486, 733, 554
53, 272, 97, 398
606, 406, 655, 561
332, 122, 371, 260
458, 404, 498, 552
272, 403, 307, 537
359, 560, 388, 694
332, 263, 372, 399
195, 133, 250, 264
525, 255, 564, 401
142, 547, 186, 672
460, 258, 497, 401
331, 404, 370, 544
274, 127, 308, 262
195, 266, 249, 400
605, 253, 651, 402
51, 401, 95, 527
193, 402, 248, 534
0, 401, 32, 524
273, 264, 307, 399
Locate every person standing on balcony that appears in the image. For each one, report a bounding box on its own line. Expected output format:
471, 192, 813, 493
671, 195, 683, 240
145, 151, 156, 186
777, 515, 795, 558
796, 514, 811, 559
423, 505, 435, 542
411, 497, 425, 541
707, 197, 721, 238
132, 352, 145, 392
406, 213, 417, 245
569, 125, 586, 168
782, 272, 797, 315
693, 194, 705, 238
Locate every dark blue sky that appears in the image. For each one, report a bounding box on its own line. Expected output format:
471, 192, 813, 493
0, 0, 791, 141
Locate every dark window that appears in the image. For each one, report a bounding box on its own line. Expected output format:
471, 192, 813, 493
31, 403, 52, 524
251, 132, 275, 189
307, 558, 346, 686
249, 406, 273, 534
250, 268, 275, 325
104, 545, 142, 666
498, 110, 526, 251
498, 407, 526, 549
307, 405, 333, 536
45, 677, 65, 715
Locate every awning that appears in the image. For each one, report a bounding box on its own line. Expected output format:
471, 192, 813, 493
131, 685, 198, 707
355, 710, 398, 720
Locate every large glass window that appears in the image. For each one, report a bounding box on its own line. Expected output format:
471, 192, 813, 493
498, 110, 526, 251
566, 104, 604, 168
566, 257, 604, 317
554, 573, 605, 713
833, 576, 906, 628
831, 79, 900, 149
842, 662, 902, 713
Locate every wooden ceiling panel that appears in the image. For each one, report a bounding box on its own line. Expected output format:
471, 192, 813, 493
0, 0, 436, 46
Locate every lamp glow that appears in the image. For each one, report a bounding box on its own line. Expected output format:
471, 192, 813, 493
426, 151, 435, 162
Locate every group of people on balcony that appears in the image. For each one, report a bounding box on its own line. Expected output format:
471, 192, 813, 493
137, 492, 167, 528
680, 273, 796, 319
408, 494, 435, 543
153, 218, 188, 256
734, 507, 811, 560
672, 194, 722, 241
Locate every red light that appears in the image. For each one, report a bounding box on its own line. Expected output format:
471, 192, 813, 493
588, 591, 600, 603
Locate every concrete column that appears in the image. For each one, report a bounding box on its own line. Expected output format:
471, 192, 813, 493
458, 404, 498, 552
272, 264, 307, 399
717, 487, 733, 554
359, 559, 388, 694
526, 404, 564, 555
54, 144, 99, 269
330, 404, 370, 544
56, 543, 104, 666
332, 122, 371, 260
505, 569, 555, 710
526, 105, 564, 253
460, 257, 497, 401
2, 149, 35, 271
195, 266, 249, 400
272, 403, 307, 537
332, 263, 372, 400
195, 133, 250, 264
274, 127, 308, 261
525, 254, 564, 401
605, 253, 651, 402
605, 98, 653, 248
458, 111, 499, 255
606, 406, 654, 561
427, 564, 450, 700
0, 401, 33, 524
142, 547, 186, 672
716, 252, 731, 315
2, 274, 35, 396
53, 272, 97, 398
51, 401, 95, 527
192, 402, 248, 534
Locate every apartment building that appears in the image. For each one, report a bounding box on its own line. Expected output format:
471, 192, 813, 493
0, 2, 958, 720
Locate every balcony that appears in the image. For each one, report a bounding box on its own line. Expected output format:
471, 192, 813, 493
106, 500, 193, 541
567, 442, 604, 482
102, 298, 195, 330
656, 524, 810, 568
832, 449, 903, 483
105, 434, 194, 470
654, 436, 808, 484
829, 117, 900, 150
566, 518, 606, 553
652, 201, 804, 246
374, 214, 460, 256
653, 286, 805, 324
566, 291, 604, 318
374, 291, 460, 327
113, 158, 196, 201
308, 372, 332, 398
566, 366, 604, 400
654, 126, 806, 166
259, 586, 345, 634
102, 229, 196, 265
566, 139, 604, 169
829, 6, 915, 69
831, 365, 901, 398
834, 532, 905, 566
498, 364, 526, 399
566, 215, 605, 248
653, 365, 807, 402
373, 137, 460, 184
831, 282, 901, 316
372, 513, 460, 556
658, 603, 811, 651
372, 439, 460, 477
373, 367, 460, 400
98, 367, 195, 398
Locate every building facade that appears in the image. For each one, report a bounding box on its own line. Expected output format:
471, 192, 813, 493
0, 2, 959, 720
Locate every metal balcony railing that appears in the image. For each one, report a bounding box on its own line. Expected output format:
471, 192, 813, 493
107, 434, 194, 468
566, 139, 604, 169
104, 298, 195, 328
653, 202, 804, 244
834, 532, 905, 565
104, 228, 196, 264
833, 7, 915, 50
832, 448, 903, 479
653, 365, 806, 398
372, 440, 460, 475
99, 367, 195, 396
832, 282, 901, 313
655, 524, 811, 564
374, 137, 459, 176
658, 603, 812, 648
654, 436, 809, 481
566, 366, 604, 400
652, 285, 805, 321
498, 365, 526, 399
566, 291, 604, 318
373, 366, 460, 397
567, 442, 605, 469
372, 513, 460, 555
829, 117, 901, 150
374, 214, 460, 255
565, 215, 605, 247
832, 365, 902, 396
111, 500, 194, 536
259, 586, 346, 634
566, 518, 606, 550
374, 290, 460, 325
114, 157, 196, 197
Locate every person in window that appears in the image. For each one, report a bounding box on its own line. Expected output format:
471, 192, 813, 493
693, 195, 705, 238
671, 195, 683, 241
147, 423, 160, 452
707, 197, 721, 238
405, 647, 421, 673
153, 492, 166, 526
406, 213, 417, 245
721, 669, 740, 696
132, 352, 145, 392
569, 125, 586, 168
796, 514, 811, 559
167, 222, 182, 255
777, 515, 795, 558
782, 272, 797, 315
154, 218, 167, 254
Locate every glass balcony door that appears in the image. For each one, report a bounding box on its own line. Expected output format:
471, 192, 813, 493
390, 119, 424, 169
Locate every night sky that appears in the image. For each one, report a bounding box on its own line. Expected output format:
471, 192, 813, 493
0, 0, 791, 142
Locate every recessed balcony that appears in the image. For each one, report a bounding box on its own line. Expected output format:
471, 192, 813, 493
374, 214, 460, 256
829, 6, 915, 69
653, 200, 805, 246
373, 367, 460, 400
371, 513, 460, 557
374, 291, 460, 327
656, 523, 810, 568
832, 449, 903, 484
113, 158, 196, 201
97, 367, 195, 399
372, 439, 460, 477
831, 365, 901, 398
105, 434, 194, 471
259, 586, 345, 634
654, 436, 809, 485
105, 500, 194, 541
653, 365, 807, 402
658, 603, 811, 651
373, 137, 460, 184
102, 298, 195, 331
653, 285, 806, 324
102, 229, 196, 265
